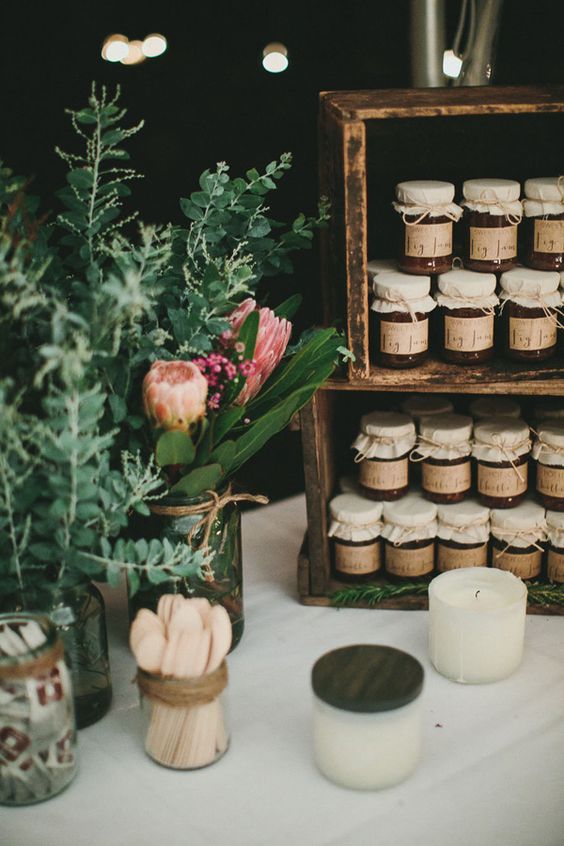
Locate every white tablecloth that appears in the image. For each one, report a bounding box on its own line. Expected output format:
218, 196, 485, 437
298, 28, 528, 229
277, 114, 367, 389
4, 495, 564, 846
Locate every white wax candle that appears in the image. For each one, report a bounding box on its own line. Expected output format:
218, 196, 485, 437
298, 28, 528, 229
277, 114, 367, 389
429, 568, 527, 684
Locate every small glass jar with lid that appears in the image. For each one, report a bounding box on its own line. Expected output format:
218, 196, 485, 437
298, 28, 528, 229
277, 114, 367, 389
328, 494, 383, 582
400, 394, 454, 424
469, 396, 522, 421
531, 424, 564, 511
545, 510, 564, 583
435, 269, 499, 364
382, 493, 437, 580
436, 499, 490, 572
0, 613, 78, 806
499, 267, 560, 362
413, 414, 473, 504
461, 178, 522, 273
490, 501, 546, 579
523, 177, 564, 272
393, 180, 463, 275
472, 417, 531, 508
352, 411, 416, 501
371, 272, 436, 368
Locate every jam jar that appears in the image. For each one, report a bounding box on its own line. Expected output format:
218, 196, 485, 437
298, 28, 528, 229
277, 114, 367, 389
435, 269, 498, 364
472, 417, 531, 509
436, 499, 490, 572
413, 413, 473, 504
461, 178, 522, 273
382, 494, 437, 580
523, 177, 564, 272
532, 424, 564, 511
352, 411, 416, 501
393, 180, 462, 276
534, 402, 564, 426
400, 394, 454, 424
546, 510, 564, 583
328, 494, 383, 582
469, 396, 521, 421
490, 500, 546, 579
371, 272, 436, 368
499, 267, 560, 362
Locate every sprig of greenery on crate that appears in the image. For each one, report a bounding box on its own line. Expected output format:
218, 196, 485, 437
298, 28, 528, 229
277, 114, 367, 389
331, 581, 564, 608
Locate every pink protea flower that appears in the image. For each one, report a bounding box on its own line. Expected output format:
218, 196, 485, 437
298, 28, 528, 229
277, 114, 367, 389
142, 360, 208, 431
228, 298, 291, 405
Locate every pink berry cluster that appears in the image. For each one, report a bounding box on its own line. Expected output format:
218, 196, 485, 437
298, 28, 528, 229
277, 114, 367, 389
193, 352, 256, 410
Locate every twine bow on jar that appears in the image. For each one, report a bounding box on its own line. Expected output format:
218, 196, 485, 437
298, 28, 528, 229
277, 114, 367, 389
396, 191, 463, 226
409, 436, 471, 462
391, 522, 433, 547
487, 434, 531, 483
491, 523, 548, 558
475, 188, 523, 225
499, 288, 564, 330
353, 435, 398, 463
438, 290, 497, 316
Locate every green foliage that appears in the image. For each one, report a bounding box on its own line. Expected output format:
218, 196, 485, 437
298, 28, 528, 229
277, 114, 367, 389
331, 581, 564, 608
155, 430, 196, 467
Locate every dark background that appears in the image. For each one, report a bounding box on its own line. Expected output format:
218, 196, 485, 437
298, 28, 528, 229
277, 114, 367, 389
1, 1, 562, 499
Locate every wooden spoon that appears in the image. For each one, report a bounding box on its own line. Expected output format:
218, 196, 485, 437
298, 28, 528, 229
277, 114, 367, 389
168, 602, 204, 638
206, 605, 232, 672
135, 631, 167, 673
130, 609, 164, 652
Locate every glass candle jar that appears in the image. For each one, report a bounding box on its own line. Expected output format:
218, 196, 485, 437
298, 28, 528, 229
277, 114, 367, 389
370, 272, 436, 369
532, 424, 564, 510
328, 494, 383, 582
312, 645, 424, 790
382, 493, 437, 579
469, 397, 522, 421
499, 267, 561, 362
393, 180, 462, 276
462, 178, 522, 273
0, 613, 78, 806
436, 499, 490, 572
352, 411, 416, 501
490, 500, 547, 579
400, 394, 454, 424
472, 417, 531, 509
523, 177, 564, 272
413, 413, 473, 504
435, 269, 498, 364
546, 510, 564, 583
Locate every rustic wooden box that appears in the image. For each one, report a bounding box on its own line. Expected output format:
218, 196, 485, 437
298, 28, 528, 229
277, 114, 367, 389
299, 85, 564, 615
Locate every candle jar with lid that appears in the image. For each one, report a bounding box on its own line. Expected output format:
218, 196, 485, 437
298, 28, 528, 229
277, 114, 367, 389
400, 394, 454, 424
435, 269, 499, 364
393, 180, 462, 275
328, 494, 383, 582
436, 499, 490, 572
382, 493, 437, 580
352, 411, 416, 501
523, 177, 564, 272
532, 424, 564, 510
312, 645, 424, 790
469, 396, 521, 421
472, 417, 531, 509
499, 267, 560, 362
0, 613, 78, 805
370, 272, 436, 368
462, 178, 522, 273
413, 414, 473, 504
546, 510, 564, 583
490, 500, 546, 580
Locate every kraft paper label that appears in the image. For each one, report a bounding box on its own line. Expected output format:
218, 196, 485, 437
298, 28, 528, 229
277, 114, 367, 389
477, 463, 528, 498
509, 316, 557, 352
444, 314, 494, 352
422, 460, 471, 495
404, 222, 452, 258
534, 219, 564, 254
469, 225, 517, 260
437, 542, 488, 572
385, 542, 434, 577
380, 318, 428, 356
360, 457, 408, 491
547, 549, 564, 583
335, 540, 381, 575
494, 549, 542, 579
536, 463, 564, 497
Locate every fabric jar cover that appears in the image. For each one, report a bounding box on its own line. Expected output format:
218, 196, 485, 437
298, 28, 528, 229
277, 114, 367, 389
328, 494, 383, 543
490, 500, 547, 549
436, 268, 499, 311
415, 413, 473, 461
393, 180, 463, 220
371, 272, 437, 316
532, 424, 564, 468
469, 396, 521, 420
472, 417, 531, 463
545, 509, 564, 548
499, 267, 561, 310
437, 499, 490, 545
462, 178, 522, 218
401, 394, 454, 421
382, 493, 438, 544
352, 411, 416, 460
523, 177, 564, 218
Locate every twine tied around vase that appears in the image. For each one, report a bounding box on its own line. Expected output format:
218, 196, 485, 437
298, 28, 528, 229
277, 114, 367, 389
0, 637, 64, 681
136, 660, 228, 708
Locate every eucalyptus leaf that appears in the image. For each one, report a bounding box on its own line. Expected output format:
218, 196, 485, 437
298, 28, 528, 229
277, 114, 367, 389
171, 464, 223, 497
155, 430, 196, 467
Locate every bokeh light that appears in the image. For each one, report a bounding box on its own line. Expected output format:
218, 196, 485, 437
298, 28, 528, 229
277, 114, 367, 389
101, 35, 129, 63
121, 40, 146, 66
262, 42, 289, 74
142, 34, 167, 58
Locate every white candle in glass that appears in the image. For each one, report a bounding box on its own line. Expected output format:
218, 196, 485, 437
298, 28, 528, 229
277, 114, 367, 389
428, 568, 527, 684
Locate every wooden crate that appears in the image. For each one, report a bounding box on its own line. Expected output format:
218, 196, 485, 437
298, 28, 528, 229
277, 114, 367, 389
300, 85, 564, 615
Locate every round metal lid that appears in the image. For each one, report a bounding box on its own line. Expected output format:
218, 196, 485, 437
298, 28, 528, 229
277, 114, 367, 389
311, 644, 424, 713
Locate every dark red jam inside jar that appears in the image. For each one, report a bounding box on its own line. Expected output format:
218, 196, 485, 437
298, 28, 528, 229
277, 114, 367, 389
421, 455, 472, 504
535, 460, 564, 511
465, 210, 518, 273
547, 544, 564, 583
358, 452, 410, 502
502, 301, 557, 363
384, 538, 435, 580
332, 537, 382, 583
475, 454, 528, 509
524, 213, 564, 272
440, 306, 495, 364
398, 214, 454, 276
372, 311, 429, 369
491, 538, 543, 580
437, 539, 488, 572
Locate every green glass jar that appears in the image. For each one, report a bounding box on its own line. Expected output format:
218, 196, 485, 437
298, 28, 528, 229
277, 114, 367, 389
1, 582, 112, 729
129, 492, 244, 650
